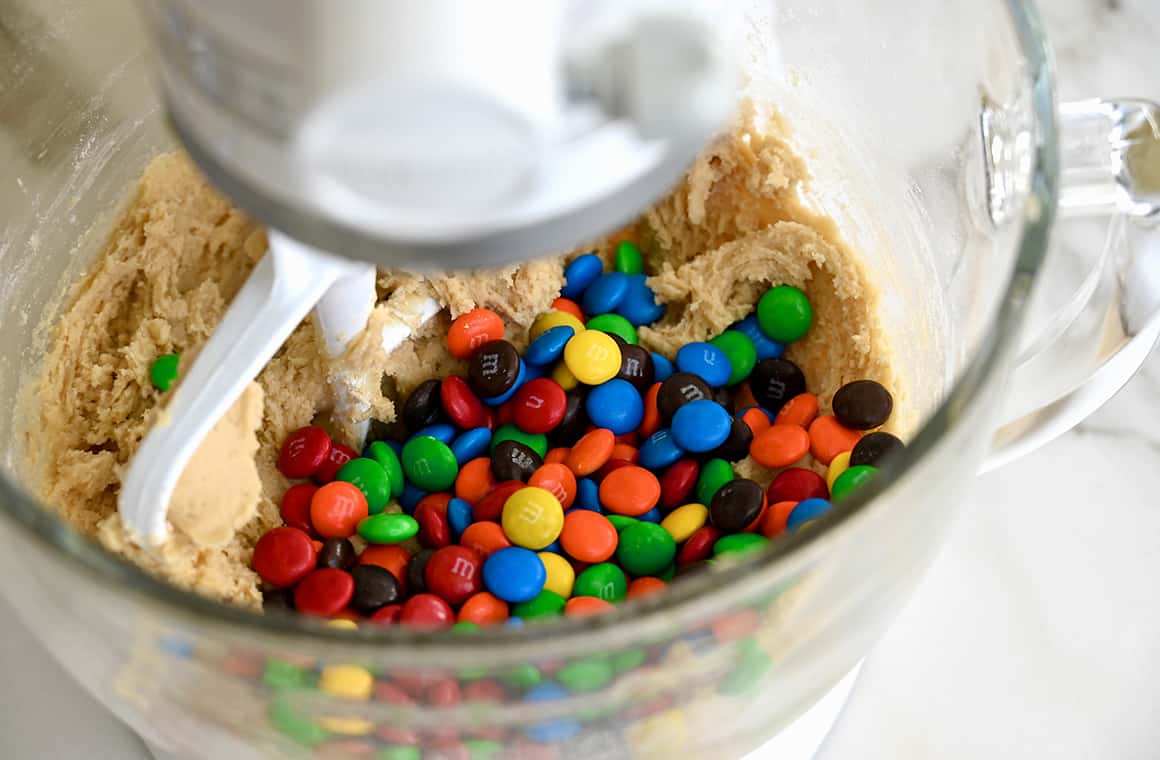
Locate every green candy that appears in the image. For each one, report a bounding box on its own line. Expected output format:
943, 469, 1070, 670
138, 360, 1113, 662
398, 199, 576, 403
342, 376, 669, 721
718, 638, 772, 696
262, 658, 311, 690
709, 330, 758, 385
269, 694, 327, 746
616, 522, 676, 576
503, 663, 542, 689
357, 513, 418, 544
610, 647, 648, 674
831, 464, 878, 501
463, 739, 504, 759
452, 621, 481, 633
512, 589, 566, 619
606, 514, 639, 532
614, 240, 645, 274
366, 440, 405, 498
489, 424, 548, 458
401, 435, 458, 491
657, 561, 677, 582
574, 562, 627, 603
336, 457, 392, 514
586, 313, 638, 345
377, 748, 422, 760
149, 353, 180, 392
757, 285, 813, 343
714, 533, 769, 557
557, 655, 614, 693
696, 458, 734, 506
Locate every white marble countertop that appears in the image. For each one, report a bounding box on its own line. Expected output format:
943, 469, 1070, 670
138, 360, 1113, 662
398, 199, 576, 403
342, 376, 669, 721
1, 1, 1158, 758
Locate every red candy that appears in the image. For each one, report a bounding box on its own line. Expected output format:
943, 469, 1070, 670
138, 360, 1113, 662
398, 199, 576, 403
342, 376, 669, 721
278, 426, 331, 479
472, 480, 524, 522
424, 546, 483, 606
280, 483, 318, 533
660, 459, 699, 509
441, 376, 487, 429
293, 568, 354, 617
766, 467, 829, 504
252, 527, 317, 587
417, 504, 451, 549
313, 442, 358, 484
511, 378, 567, 434
369, 604, 403, 625
677, 525, 720, 565
399, 593, 455, 628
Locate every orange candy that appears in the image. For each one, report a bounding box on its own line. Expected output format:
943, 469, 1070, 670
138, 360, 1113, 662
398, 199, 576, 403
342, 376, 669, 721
749, 424, 810, 468
711, 609, 761, 641
775, 393, 819, 429
761, 500, 799, 538
458, 592, 509, 626
639, 382, 662, 437
808, 415, 863, 465
528, 463, 578, 509
559, 510, 619, 563
359, 544, 412, 594
550, 297, 585, 322
455, 457, 496, 505
544, 447, 571, 465
740, 407, 772, 437
310, 481, 369, 538
610, 442, 640, 464
598, 465, 661, 516
627, 577, 667, 599
460, 522, 512, 559
447, 308, 505, 359
565, 596, 615, 618
566, 428, 616, 476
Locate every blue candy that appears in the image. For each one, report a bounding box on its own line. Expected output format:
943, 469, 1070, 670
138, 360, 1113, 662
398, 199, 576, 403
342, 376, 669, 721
523, 361, 547, 381
561, 253, 603, 300
638, 428, 685, 470
400, 483, 427, 515
676, 342, 733, 387
786, 498, 832, 533
482, 359, 527, 405
733, 315, 784, 360
574, 478, 601, 512
651, 352, 675, 382
525, 325, 575, 366
542, 539, 562, 554
638, 507, 662, 524
412, 423, 456, 444
483, 547, 546, 603
581, 272, 630, 315
585, 379, 644, 435
524, 683, 582, 742
616, 274, 666, 326
671, 399, 732, 452
451, 427, 492, 464
447, 497, 473, 539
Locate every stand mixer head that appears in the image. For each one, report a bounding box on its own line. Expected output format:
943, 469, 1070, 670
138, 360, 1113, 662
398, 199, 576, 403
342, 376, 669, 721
142, 0, 737, 270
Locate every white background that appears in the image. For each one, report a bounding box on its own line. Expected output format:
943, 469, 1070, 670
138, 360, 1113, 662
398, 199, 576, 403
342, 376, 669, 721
2, 1, 1158, 758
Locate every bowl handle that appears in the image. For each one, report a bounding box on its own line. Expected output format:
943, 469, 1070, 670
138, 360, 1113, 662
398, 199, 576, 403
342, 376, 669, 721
983, 98, 1160, 472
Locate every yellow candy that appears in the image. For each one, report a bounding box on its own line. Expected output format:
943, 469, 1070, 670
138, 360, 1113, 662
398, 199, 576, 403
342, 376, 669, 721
551, 361, 580, 391
319, 717, 373, 736
530, 310, 586, 340
318, 664, 373, 700
660, 503, 709, 543
538, 550, 575, 598
826, 450, 852, 492
628, 708, 688, 755
501, 486, 564, 550
563, 330, 621, 385
326, 619, 359, 630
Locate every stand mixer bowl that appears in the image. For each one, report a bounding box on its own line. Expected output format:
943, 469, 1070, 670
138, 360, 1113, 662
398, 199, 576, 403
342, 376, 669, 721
1, 0, 1144, 758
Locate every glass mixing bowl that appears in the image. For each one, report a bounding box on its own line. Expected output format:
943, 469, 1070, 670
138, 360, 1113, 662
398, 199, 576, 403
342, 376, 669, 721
0, 1, 1157, 758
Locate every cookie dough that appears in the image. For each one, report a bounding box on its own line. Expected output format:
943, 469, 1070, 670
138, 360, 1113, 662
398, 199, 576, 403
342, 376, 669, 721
26, 105, 903, 608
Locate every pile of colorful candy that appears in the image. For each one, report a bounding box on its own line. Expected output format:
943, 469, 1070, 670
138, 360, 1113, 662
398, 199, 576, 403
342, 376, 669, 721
254, 243, 903, 626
